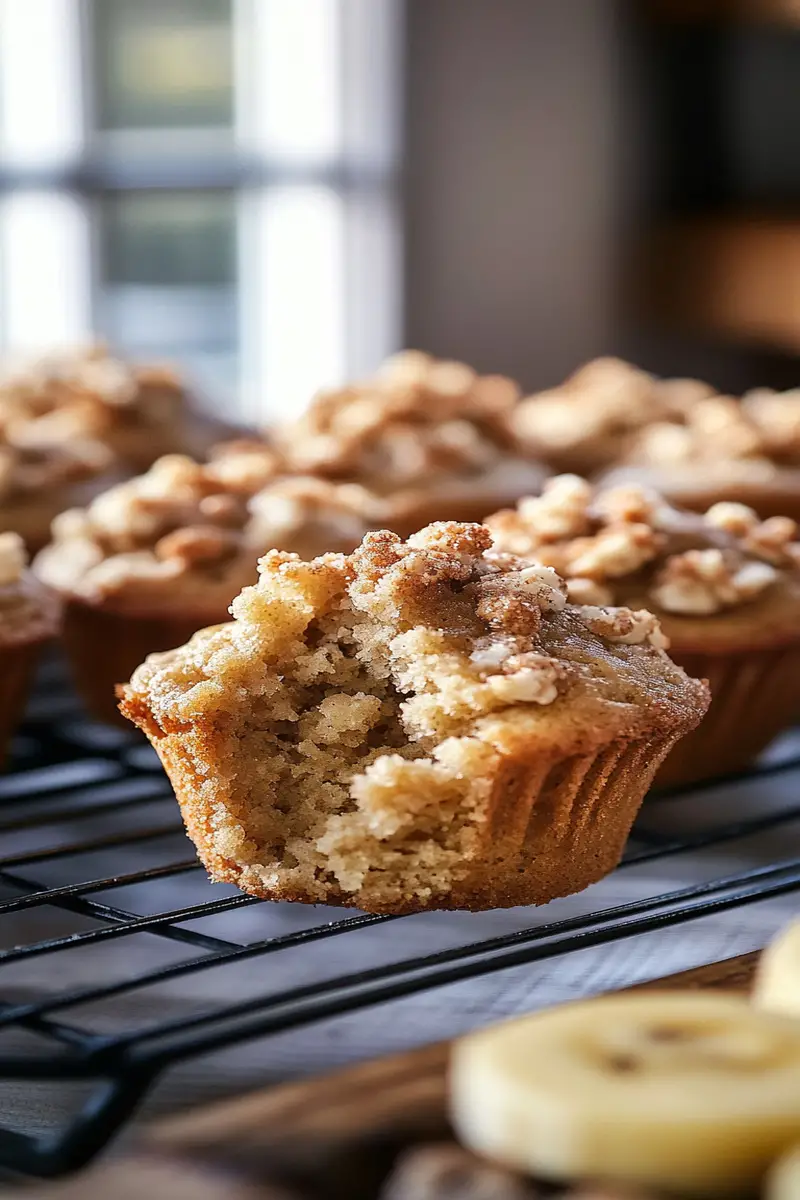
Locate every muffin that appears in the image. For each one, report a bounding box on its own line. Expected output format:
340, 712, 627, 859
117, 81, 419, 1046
0, 533, 61, 765
36, 452, 377, 725
0, 344, 244, 550
0, 342, 241, 471
601, 387, 800, 523
119, 522, 707, 913
487, 475, 800, 786
511, 357, 715, 477
274, 350, 548, 534
0, 415, 119, 553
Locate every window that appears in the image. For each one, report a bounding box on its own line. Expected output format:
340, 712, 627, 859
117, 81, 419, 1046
0, 0, 402, 422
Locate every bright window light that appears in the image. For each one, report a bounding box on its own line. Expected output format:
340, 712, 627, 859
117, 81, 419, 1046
0, 192, 91, 350
241, 186, 346, 424
237, 0, 342, 162
0, 0, 84, 165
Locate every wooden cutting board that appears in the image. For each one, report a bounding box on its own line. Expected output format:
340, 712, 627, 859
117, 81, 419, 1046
6, 951, 760, 1199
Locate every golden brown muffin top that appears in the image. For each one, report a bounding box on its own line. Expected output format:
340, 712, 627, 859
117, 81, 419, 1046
274, 350, 523, 491
487, 475, 800, 629
0, 532, 60, 644
511, 358, 715, 473
127, 520, 707, 747
34, 451, 377, 611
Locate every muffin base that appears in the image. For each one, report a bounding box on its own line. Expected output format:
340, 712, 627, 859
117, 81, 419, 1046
140, 728, 680, 913
63, 599, 227, 727
655, 645, 800, 789
0, 638, 45, 766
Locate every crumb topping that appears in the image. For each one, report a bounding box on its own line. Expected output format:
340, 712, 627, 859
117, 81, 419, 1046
0, 343, 198, 500
511, 358, 716, 471
487, 475, 800, 616
35, 452, 377, 605
274, 350, 523, 490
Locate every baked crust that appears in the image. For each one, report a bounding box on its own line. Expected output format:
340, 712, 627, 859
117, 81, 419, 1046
120, 522, 707, 913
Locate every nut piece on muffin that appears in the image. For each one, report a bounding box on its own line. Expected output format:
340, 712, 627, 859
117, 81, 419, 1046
487, 475, 800, 786
36, 451, 379, 725
274, 350, 548, 534
600, 384, 800, 523
119, 521, 707, 913
0, 532, 60, 765
511, 358, 715, 477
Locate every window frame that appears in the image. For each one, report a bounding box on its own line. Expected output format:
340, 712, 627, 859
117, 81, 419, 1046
0, 0, 403, 420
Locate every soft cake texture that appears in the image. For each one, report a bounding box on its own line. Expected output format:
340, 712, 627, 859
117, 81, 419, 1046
120, 522, 708, 913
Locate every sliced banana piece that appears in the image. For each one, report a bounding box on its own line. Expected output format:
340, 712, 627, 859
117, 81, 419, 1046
450, 991, 800, 1198
768, 1145, 800, 1200
755, 920, 800, 1020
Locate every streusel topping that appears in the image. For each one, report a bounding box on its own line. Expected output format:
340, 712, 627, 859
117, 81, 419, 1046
487, 475, 800, 616
275, 350, 523, 490
511, 358, 716, 472
34, 451, 377, 607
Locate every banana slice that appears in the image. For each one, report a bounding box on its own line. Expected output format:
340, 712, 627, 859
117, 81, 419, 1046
450, 991, 800, 1197
768, 1145, 800, 1200
755, 920, 800, 1020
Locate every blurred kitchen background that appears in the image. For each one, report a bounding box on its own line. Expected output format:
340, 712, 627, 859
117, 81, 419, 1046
0, 0, 799, 422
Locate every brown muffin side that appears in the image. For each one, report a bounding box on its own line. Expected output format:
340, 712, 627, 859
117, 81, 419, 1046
0, 533, 61, 764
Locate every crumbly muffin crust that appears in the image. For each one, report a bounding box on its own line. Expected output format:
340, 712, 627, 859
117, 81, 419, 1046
0, 342, 238, 473
273, 352, 546, 531
120, 522, 707, 911
276, 351, 522, 486
487, 476, 800, 652
511, 358, 715, 475
35, 452, 377, 617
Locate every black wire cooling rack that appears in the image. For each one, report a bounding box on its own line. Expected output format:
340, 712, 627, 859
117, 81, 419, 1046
3, 655, 800, 1179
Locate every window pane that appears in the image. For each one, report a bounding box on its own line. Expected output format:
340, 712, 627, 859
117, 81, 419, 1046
97, 190, 238, 396
102, 191, 235, 286
92, 0, 233, 131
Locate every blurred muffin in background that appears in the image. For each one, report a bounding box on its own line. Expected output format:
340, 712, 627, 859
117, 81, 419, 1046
0, 410, 120, 553
274, 349, 548, 534
0, 343, 246, 549
511, 357, 715, 476
0, 532, 60, 766
0, 342, 242, 471
35, 450, 378, 724
487, 474, 800, 787
602, 387, 800, 522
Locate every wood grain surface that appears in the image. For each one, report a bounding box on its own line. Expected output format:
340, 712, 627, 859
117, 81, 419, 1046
5, 950, 760, 1199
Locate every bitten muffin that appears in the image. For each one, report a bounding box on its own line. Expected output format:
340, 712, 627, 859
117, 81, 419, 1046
119, 522, 707, 913
487, 475, 800, 786
36, 452, 377, 724
602, 387, 800, 523
274, 350, 548, 534
511, 357, 715, 477
0, 533, 61, 765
